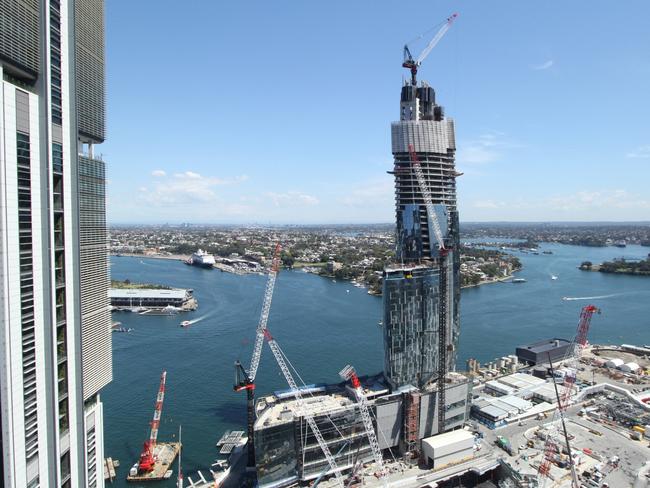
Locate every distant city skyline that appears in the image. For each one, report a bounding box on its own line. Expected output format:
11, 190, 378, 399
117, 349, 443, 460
104, 1, 650, 223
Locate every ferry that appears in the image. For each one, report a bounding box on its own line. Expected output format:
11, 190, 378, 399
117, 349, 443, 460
186, 249, 216, 268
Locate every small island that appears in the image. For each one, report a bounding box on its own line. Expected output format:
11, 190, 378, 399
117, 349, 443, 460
579, 257, 650, 276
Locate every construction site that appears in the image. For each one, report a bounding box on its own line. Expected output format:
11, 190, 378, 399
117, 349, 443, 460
106, 13, 650, 488
220, 12, 650, 488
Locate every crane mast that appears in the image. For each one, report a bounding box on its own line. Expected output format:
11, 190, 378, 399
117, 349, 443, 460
138, 371, 167, 472
402, 13, 458, 85
339, 365, 388, 486
538, 305, 600, 488
234, 242, 282, 469
263, 329, 346, 488
408, 144, 450, 434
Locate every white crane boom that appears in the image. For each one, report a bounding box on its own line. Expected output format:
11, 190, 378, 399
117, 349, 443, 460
339, 365, 387, 486
248, 243, 282, 382
263, 330, 346, 488
402, 13, 458, 85
408, 144, 446, 250
417, 14, 458, 65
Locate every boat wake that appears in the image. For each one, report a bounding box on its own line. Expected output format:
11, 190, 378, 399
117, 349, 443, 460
184, 312, 214, 326
562, 293, 621, 301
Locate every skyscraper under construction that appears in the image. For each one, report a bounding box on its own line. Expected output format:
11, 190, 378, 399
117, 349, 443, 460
383, 78, 461, 390
251, 20, 470, 487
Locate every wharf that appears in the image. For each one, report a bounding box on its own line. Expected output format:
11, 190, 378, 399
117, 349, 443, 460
216, 430, 244, 454
104, 457, 118, 482
126, 442, 180, 482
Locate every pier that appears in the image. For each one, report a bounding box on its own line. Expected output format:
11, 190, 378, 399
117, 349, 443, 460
109, 288, 198, 312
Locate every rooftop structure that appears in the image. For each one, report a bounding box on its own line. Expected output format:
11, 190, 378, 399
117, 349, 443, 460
516, 338, 572, 365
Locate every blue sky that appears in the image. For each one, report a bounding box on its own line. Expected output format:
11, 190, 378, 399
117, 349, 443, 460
104, 1, 650, 223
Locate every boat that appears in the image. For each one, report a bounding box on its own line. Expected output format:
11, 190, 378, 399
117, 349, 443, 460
512, 278, 527, 283
543, 250, 553, 255
112, 327, 133, 333
614, 240, 627, 248
551, 275, 558, 280
180, 320, 191, 328
186, 249, 216, 268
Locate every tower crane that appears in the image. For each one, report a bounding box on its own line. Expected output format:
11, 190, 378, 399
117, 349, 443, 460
234, 242, 282, 468
408, 143, 451, 435
402, 13, 458, 86
263, 329, 347, 488
339, 365, 388, 486
137, 371, 167, 473
537, 305, 600, 488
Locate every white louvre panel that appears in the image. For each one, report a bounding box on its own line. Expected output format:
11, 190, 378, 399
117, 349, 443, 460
391, 119, 455, 154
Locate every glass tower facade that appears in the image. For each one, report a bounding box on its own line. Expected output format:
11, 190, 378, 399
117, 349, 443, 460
383, 80, 461, 390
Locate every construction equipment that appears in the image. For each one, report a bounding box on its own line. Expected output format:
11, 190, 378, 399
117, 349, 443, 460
234, 242, 282, 468
402, 13, 458, 85
137, 371, 167, 473
408, 143, 450, 435
537, 305, 600, 488
339, 365, 387, 486
263, 329, 346, 488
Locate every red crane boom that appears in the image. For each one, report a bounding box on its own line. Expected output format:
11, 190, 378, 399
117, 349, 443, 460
138, 371, 167, 472
538, 305, 600, 487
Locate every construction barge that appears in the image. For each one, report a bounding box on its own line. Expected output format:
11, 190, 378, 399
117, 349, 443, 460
126, 442, 180, 482
127, 370, 181, 482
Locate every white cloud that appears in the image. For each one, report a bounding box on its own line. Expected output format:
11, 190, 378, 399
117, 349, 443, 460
457, 131, 518, 165
138, 171, 249, 206
266, 191, 319, 207
532, 59, 554, 71
546, 190, 650, 211
151, 169, 166, 177
467, 190, 650, 220
626, 145, 650, 159
472, 200, 507, 209
339, 178, 393, 207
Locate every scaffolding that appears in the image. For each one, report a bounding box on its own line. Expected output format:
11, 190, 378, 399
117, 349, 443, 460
403, 391, 421, 460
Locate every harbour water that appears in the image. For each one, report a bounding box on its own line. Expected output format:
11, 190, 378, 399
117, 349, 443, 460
104, 243, 650, 486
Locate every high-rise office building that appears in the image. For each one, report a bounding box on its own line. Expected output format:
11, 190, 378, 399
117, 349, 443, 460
0, 1, 111, 486
383, 80, 461, 390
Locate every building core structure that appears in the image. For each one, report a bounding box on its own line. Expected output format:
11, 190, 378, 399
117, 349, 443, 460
0, 1, 111, 486
384, 80, 461, 391
252, 78, 469, 488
